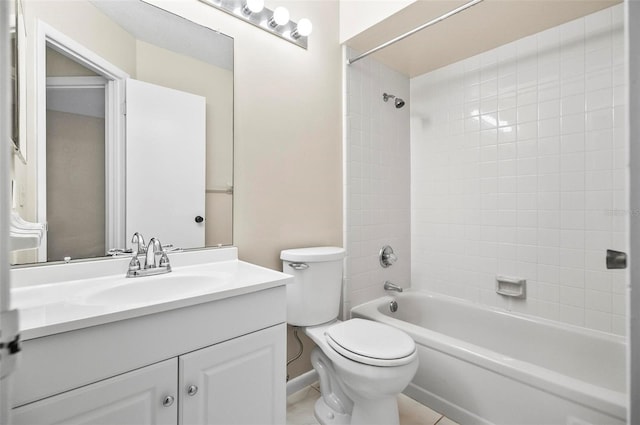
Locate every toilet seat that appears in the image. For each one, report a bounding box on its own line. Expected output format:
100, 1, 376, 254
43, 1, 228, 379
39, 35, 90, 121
324, 319, 416, 367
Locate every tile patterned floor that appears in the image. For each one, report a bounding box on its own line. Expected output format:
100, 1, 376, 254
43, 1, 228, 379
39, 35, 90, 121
287, 385, 459, 425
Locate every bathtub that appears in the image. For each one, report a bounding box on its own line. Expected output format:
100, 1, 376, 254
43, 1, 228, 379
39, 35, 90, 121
351, 291, 627, 425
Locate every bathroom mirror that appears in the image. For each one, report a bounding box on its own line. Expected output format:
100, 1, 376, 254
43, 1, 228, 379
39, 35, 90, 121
9, 0, 18, 153
10, 0, 26, 162
11, 0, 234, 265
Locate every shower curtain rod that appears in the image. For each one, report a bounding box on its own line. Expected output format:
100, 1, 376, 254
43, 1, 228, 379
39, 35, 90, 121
347, 0, 484, 65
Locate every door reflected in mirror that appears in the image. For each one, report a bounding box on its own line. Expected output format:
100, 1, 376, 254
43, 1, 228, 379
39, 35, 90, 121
46, 47, 107, 262
10, 0, 234, 266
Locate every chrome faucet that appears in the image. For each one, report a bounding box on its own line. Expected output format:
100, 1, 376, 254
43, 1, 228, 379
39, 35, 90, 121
132, 232, 146, 256
108, 232, 147, 257
384, 281, 403, 292
126, 235, 172, 278
125, 232, 146, 267
145, 238, 163, 269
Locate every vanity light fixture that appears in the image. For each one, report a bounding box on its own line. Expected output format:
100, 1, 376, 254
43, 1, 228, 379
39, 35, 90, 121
241, 0, 263, 15
268, 6, 289, 27
291, 18, 312, 39
198, 0, 311, 49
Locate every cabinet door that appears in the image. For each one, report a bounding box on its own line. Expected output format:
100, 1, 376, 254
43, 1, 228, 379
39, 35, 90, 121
179, 324, 286, 425
12, 358, 178, 425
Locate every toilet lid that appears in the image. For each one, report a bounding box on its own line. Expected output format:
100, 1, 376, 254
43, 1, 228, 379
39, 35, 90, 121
324, 319, 416, 367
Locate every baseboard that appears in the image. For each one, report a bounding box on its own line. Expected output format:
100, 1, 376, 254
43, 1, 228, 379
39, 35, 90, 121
286, 370, 318, 397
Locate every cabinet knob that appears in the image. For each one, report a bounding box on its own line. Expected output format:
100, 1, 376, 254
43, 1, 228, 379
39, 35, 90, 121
195, 215, 204, 223
162, 395, 175, 407
187, 385, 198, 396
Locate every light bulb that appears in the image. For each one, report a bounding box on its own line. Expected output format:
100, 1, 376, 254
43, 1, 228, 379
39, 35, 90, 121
292, 18, 312, 39
244, 0, 264, 14
271, 6, 289, 26
297, 18, 312, 36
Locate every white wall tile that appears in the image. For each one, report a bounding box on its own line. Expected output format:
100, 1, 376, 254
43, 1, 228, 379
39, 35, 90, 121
345, 49, 411, 317
409, 5, 627, 335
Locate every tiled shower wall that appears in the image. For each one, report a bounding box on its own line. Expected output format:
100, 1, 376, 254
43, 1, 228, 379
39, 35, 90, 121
343, 48, 410, 316
411, 5, 627, 334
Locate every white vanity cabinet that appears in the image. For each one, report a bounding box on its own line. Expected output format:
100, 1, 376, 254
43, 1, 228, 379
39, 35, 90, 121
12, 324, 286, 425
179, 324, 285, 424
11, 281, 287, 425
12, 358, 179, 424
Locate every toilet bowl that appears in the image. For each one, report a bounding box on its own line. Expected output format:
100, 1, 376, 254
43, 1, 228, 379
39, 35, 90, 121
305, 319, 418, 425
281, 247, 419, 425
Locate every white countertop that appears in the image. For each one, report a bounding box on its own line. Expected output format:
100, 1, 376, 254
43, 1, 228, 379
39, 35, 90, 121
10, 248, 292, 340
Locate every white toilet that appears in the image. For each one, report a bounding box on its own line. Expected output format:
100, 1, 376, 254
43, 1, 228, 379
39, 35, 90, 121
281, 247, 418, 425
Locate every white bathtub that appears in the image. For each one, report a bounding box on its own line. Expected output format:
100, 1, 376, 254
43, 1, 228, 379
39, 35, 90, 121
351, 291, 627, 425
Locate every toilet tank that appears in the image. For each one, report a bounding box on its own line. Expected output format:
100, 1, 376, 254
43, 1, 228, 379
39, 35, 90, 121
281, 247, 346, 326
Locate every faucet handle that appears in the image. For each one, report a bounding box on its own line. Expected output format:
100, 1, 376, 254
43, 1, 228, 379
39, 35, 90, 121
379, 245, 397, 268
128, 255, 141, 272
159, 251, 171, 270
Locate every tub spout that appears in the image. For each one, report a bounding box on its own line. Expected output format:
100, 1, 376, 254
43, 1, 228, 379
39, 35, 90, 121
384, 281, 403, 292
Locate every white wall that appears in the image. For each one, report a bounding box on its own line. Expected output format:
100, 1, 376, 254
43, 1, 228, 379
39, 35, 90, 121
339, 0, 415, 43
344, 47, 410, 315
117, 0, 344, 380
410, 4, 627, 335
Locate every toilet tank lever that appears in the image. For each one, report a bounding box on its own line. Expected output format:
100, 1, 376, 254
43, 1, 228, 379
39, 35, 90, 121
289, 262, 309, 270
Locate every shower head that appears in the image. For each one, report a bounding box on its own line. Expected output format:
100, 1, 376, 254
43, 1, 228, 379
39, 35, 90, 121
383, 92, 405, 109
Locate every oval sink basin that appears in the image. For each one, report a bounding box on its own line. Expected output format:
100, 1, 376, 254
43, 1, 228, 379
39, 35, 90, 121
80, 274, 228, 306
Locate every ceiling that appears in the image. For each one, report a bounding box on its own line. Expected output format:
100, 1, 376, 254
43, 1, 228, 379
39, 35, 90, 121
344, 0, 622, 78
91, 0, 234, 71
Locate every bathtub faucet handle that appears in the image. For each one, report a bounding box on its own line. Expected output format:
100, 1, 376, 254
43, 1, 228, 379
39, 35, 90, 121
379, 245, 397, 268
384, 281, 403, 293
